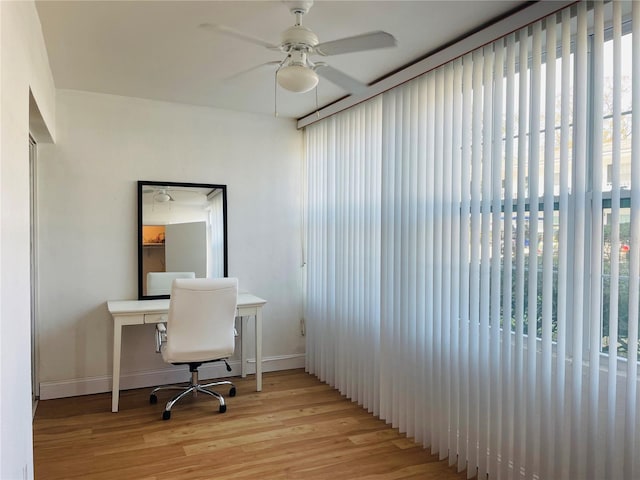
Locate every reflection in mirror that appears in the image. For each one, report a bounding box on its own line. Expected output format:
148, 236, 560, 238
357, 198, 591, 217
138, 181, 227, 299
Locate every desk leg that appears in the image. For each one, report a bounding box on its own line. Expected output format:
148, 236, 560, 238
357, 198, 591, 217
240, 315, 247, 378
255, 309, 262, 392
112, 320, 122, 413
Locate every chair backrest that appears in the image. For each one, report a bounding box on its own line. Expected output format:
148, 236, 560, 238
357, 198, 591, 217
163, 277, 238, 364
147, 271, 196, 296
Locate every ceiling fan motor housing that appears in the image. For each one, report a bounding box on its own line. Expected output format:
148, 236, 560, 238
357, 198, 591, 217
281, 25, 318, 52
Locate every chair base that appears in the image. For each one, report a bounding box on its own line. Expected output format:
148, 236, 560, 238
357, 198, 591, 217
150, 370, 236, 420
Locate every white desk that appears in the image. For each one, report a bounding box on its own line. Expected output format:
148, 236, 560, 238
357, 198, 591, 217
107, 293, 266, 413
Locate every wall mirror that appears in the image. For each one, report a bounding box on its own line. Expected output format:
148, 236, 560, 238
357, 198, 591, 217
138, 180, 228, 300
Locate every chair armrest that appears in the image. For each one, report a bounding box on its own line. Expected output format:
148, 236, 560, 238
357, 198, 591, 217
155, 323, 167, 353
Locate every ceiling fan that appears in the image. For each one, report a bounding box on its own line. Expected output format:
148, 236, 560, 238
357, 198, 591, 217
200, 0, 397, 95
142, 187, 175, 203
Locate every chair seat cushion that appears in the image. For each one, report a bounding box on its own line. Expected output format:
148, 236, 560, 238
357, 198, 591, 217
161, 346, 231, 364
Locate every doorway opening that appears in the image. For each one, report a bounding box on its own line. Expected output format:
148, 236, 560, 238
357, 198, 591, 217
29, 134, 39, 417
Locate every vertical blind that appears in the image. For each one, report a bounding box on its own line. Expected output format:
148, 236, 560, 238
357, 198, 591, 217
304, 1, 639, 479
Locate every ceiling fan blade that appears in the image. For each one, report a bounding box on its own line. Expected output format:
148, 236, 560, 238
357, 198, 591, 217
314, 31, 396, 56
199, 23, 280, 50
223, 61, 282, 82
314, 64, 367, 95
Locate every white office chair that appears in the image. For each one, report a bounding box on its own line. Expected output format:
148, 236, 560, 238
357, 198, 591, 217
150, 277, 238, 420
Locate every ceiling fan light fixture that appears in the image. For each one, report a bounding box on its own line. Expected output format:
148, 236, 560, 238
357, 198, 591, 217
277, 64, 319, 93
154, 191, 172, 203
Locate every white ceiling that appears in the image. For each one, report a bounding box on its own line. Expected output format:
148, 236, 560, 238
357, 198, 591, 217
35, 0, 527, 119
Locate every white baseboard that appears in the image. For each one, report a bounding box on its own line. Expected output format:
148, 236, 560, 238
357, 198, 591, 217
39, 354, 305, 400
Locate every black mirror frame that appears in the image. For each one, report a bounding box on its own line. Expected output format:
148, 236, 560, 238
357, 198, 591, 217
137, 180, 228, 300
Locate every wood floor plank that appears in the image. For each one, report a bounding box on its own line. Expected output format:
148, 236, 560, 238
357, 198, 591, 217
33, 369, 470, 480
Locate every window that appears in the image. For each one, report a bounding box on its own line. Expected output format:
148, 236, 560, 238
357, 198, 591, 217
493, 15, 637, 360
305, 3, 639, 478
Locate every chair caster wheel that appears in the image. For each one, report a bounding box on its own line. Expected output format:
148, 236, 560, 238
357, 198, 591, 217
219, 404, 227, 414
162, 410, 171, 420
229, 387, 236, 397
150, 394, 158, 405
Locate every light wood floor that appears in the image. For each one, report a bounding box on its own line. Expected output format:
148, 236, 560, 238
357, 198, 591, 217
33, 369, 470, 480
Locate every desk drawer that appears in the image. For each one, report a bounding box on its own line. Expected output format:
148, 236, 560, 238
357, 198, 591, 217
144, 313, 168, 324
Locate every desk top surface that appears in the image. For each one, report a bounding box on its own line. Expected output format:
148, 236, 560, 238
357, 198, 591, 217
108, 292, 266, 315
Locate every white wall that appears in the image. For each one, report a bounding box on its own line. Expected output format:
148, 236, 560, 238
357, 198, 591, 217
37, 89, 305, 397
0, 1, 56, 478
